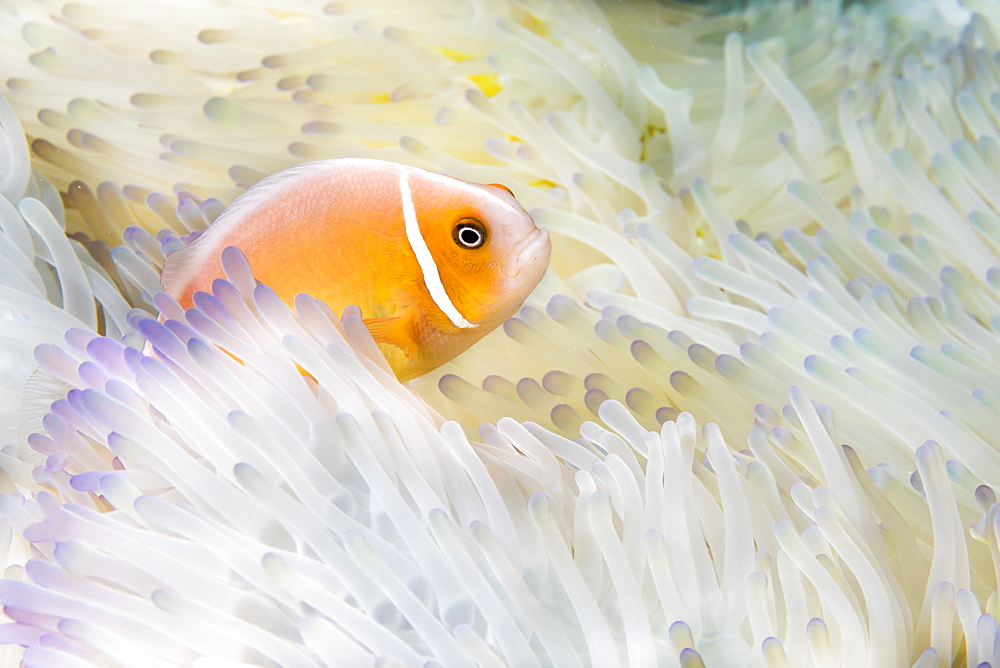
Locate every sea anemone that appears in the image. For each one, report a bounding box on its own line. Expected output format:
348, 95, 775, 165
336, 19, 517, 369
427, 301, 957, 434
1, 0, 1000, 664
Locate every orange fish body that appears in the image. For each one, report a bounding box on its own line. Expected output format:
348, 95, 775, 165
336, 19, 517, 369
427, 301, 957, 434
161, 159, 551, 381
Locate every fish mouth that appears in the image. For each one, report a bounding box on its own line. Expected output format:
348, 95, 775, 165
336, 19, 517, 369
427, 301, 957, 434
501, 227, 551, 278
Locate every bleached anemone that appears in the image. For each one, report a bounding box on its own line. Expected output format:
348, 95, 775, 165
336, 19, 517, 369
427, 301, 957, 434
0, 239, 987, 665
3, 0, 1000, 665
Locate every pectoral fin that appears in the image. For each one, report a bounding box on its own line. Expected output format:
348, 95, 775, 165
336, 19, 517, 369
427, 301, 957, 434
362, 315, 417, 360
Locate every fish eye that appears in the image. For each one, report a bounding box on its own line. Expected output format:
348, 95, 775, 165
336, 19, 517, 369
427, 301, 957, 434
453, 218, 487, 249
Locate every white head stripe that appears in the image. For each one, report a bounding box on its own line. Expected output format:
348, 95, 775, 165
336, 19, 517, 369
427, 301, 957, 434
418, 169, 516, 214
400, 173, 479, 329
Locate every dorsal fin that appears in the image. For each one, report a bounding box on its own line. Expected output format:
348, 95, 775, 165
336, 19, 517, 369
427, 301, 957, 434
160, 232, 208, 296
161, 158, 385, 297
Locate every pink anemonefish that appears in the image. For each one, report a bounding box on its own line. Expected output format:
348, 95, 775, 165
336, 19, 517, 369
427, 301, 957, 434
161, 158, 552, 381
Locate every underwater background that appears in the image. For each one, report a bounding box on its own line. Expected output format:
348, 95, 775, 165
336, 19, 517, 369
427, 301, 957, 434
0, 0, 996, 664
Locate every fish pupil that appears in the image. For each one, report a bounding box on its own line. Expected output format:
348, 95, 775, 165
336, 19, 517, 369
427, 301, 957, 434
454, 220, 486, 248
